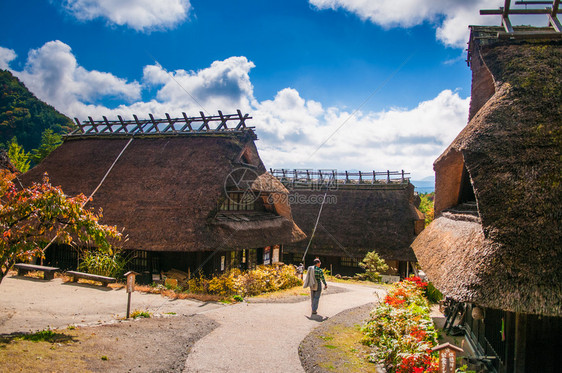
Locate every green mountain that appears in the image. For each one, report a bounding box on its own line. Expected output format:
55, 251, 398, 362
0, 69, 74, 152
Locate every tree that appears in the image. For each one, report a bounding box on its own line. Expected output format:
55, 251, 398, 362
30, 129, 63, 164
0, 170, 121, 284
418, 192, 435, 227
6, 137, 30, 173
0, 70, 73, 152
359, 251, 389, 282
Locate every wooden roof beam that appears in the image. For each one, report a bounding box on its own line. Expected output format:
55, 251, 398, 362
481, 8, 561, 14
74, 118, 85, 134
501, 0, 514, 33
162, 113, 177, 133
101, 116, 113, 133
132, 114, 146, 134
180, 112, 193, 131
481, 0, 562, 34
115, 115, 128, 133
236, 109, 250, 130
198, 111, 210, 131
85, 116, 98, 134
147, 113, 160, 133
217, 110, 228, 130
550, 0, 562, 31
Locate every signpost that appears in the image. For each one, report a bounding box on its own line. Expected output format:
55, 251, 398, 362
432, 342, 464, 373
124, 271, 139, 319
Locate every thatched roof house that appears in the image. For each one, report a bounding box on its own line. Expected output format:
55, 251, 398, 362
412, 23, 561, 372
413, 28, 562, 317
276, 169, 424, 277
21, 112, 305, 275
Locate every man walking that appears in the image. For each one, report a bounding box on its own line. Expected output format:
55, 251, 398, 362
303, 258, 327, 315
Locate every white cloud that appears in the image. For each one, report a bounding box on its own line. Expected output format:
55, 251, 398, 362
61, 0, 191, 32
13, 41, 141, 117
309, 0, 505, 48
255, 88, 469, 178
0, 46, 17, 70
4, 41, 469, 179
142, 57, 257, 113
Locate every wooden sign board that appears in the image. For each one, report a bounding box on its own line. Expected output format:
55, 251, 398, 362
124, 271, 139, 294
432, 343, 463, 373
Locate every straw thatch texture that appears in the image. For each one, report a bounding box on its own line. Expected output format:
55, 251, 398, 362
414, 34, 562, 316
284, 183, 422, 261
21, 132, 304, 252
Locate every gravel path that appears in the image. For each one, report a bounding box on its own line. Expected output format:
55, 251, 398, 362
0, 275, 223, 333
184, 282, 385, 373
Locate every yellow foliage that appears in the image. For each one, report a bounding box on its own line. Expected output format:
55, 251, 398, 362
187, 264, 302, 298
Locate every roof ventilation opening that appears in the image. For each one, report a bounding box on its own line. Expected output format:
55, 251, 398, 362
238, 147, 259, 168
451, 164, 479, 217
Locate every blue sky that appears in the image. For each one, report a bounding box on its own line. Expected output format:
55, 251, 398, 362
2, 0, 537, 179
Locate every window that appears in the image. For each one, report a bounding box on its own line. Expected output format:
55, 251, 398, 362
129, 250, 149, 272
340, 257, 360, 268
220, 192, 256, 211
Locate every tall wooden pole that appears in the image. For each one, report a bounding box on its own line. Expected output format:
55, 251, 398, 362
514, 312, 527, 372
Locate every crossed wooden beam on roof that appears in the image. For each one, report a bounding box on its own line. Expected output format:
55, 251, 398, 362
69, 110, 253, 137
480, 0, 561, 34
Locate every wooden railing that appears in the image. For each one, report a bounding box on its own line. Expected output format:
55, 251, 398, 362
270, 169, 410, 189
66, 110, 253, 137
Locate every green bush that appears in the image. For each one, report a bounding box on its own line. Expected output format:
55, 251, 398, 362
425, 282, 443, 304
358, 251, 389, 282
78, 248, 127, 278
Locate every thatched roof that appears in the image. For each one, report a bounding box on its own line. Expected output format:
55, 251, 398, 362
284, 183, 422, 262
21, 128, 305, 252
413, 28, 562, 316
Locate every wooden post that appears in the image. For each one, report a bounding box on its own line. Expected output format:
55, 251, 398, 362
124, 271, 139, 319
514, 312, 527, 372
432, 343, 463, 373
387, 170, 391, 183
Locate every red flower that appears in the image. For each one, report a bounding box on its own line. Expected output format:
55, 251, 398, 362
404, 276, 428, 289
410, 326, 427, 341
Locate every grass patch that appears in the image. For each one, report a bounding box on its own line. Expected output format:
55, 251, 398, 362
130, 310, 151, 319
0, 329, 92, 373
15, 330, 57, 342
316, 324, 375, 373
